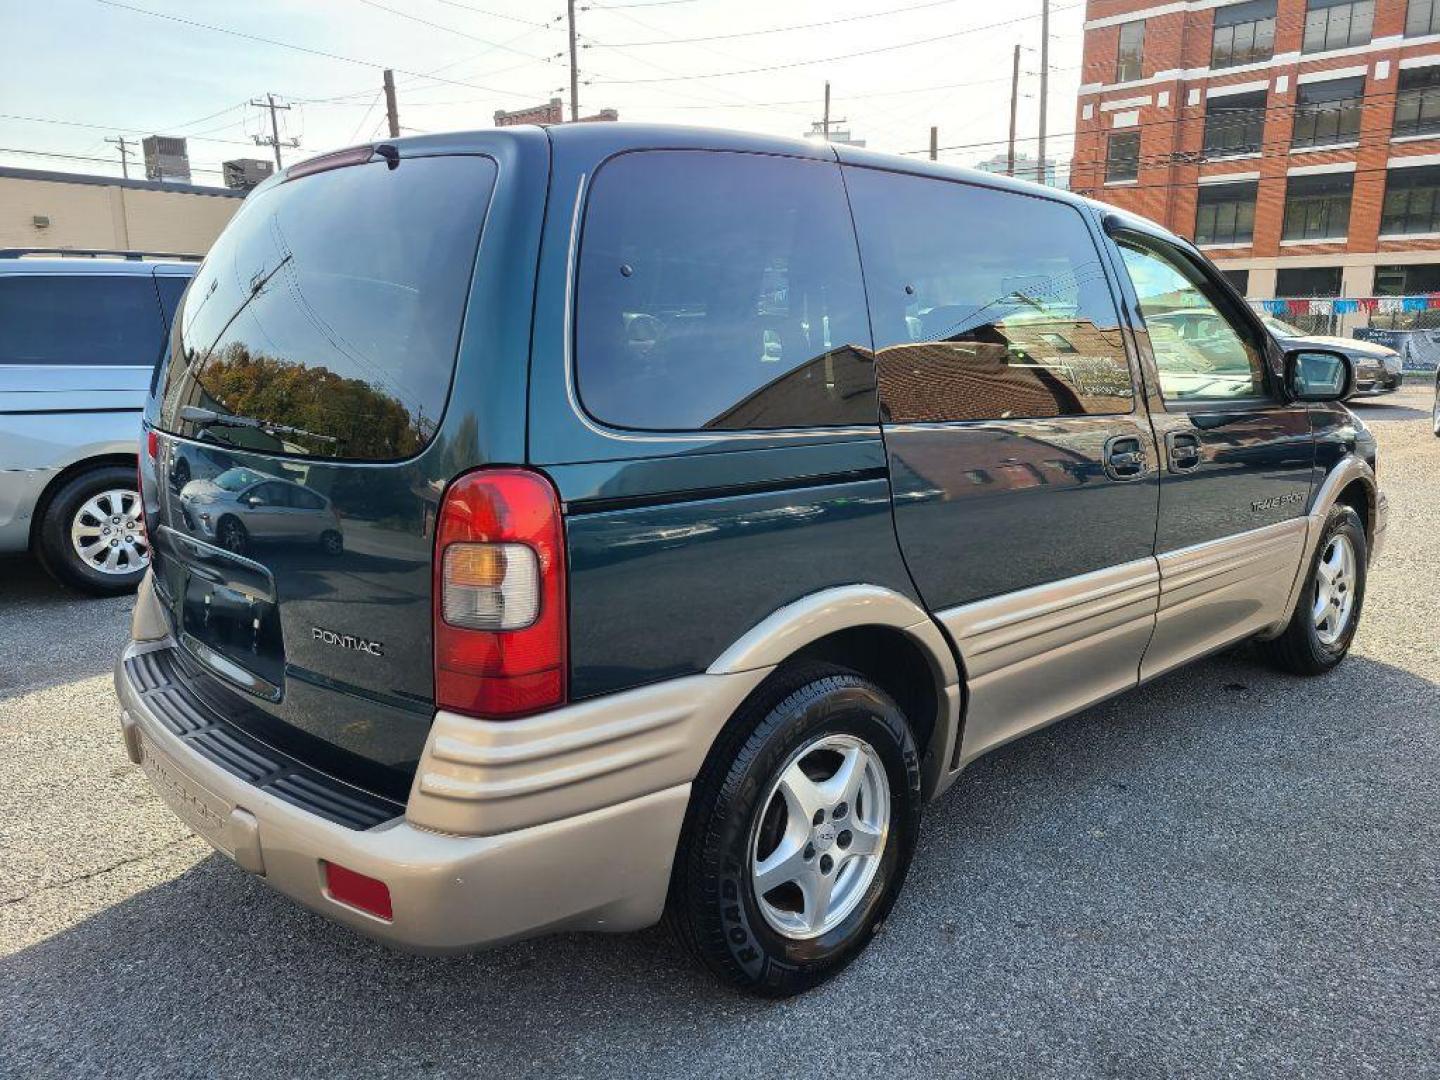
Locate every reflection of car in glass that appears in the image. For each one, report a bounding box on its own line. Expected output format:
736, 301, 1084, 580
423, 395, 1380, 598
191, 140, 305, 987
1149, 308, 1404, 398
1259, 315, 1403, 398
178, 467, 342, 555
115, 126, 1385, 999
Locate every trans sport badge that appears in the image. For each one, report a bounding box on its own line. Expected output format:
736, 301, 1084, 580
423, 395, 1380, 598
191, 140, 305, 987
312, 625, 384, 657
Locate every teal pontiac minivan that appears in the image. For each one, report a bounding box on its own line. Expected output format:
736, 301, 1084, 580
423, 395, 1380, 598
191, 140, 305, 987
116, 124, 1384, 996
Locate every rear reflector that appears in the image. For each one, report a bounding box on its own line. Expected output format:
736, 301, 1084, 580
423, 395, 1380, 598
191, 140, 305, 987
323, 861, 393, 921
433, 468, 567, 719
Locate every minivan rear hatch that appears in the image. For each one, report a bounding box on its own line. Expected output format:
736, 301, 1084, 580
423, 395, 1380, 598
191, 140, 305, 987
141, 147, 499, 797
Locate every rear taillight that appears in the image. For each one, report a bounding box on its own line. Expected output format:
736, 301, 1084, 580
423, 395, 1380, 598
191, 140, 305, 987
433, 468, 566, 719
139, 427, 157, 505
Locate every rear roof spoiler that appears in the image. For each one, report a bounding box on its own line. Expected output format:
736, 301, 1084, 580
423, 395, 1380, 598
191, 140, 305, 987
0, 247, 202, 262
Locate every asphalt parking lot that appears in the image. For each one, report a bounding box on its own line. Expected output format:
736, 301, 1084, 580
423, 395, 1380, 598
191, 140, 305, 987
2, 387, 1437, 1080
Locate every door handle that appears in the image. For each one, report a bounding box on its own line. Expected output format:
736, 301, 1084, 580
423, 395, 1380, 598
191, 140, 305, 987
1165, 431, 1203, 473
1104, 435, 1148, 481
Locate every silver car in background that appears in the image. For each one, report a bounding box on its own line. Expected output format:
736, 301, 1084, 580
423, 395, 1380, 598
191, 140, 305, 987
0, 249, 196, 594
1260, 315, 1405, 397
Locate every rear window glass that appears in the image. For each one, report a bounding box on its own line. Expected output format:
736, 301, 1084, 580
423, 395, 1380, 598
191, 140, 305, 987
0, 275, 163, 366
155, 154, 496, 460
575, 150, 875, 431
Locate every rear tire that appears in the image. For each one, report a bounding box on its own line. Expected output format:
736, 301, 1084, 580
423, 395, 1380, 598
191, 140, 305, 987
35, 465, 149, 596
1260, 505, 1367, 676
666, 664, 922, 997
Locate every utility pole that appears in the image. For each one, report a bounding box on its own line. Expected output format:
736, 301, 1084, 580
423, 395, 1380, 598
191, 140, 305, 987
383, 69, 400, 139
104, 135, 133, 179
1038, 0, 1050, 186
251, 93, 296, 169
1007, 44, 1020, 177
929, 126, 938, 161
823, 80, 831, 139
567, 0, 580, 122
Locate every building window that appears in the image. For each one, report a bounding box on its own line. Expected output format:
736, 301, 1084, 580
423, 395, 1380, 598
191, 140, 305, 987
1275, 267, 1344, 296
1375, 263, 1440, 293
1106, 130, 1140, 182
1203, 91, 1267, 157
1381, 165, 1440, 235
1406, 0, 1440, 36
1291, 77, 1365, 148
1394, 66, 1440, 138
1116, 21, 1145, 82
1213, 0, 1277, 68
1219, 268, 1251, 295
1302, 0, 1374, 54
1195, 182, 1258, 245
1282, 172, 1353, 240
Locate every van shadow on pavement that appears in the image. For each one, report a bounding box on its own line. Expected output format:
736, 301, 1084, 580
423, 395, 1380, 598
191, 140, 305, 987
3, 649, 1437, 1079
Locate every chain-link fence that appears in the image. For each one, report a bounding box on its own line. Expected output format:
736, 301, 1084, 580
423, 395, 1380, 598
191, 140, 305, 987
1247, 298, 1440, 371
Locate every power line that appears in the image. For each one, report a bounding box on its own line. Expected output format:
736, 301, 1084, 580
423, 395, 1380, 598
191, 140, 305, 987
429, 0, 556, 28
352, 0, 562, 65
0, 112, 258, 148
588, 0, 706, 8
648, 68, 1079, 110
591, 0, 976, 47
0, 145, 225, 175
589, 3, 1083, 84
91, 0, 558, 102
909, 81, 1440, 157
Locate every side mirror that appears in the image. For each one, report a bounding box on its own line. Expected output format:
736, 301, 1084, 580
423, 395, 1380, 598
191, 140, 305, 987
1284, 348, 1353, 402
245, 495, 265, 508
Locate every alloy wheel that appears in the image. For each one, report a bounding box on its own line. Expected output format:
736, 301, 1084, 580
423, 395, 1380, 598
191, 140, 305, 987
749, 733, 890, 940
1312, 533, 1357, 646
70, 488, 148, 575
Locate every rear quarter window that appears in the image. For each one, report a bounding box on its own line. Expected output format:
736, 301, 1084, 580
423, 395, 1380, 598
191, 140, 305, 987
843, 167, 1135, 424
574, 150, 876, 431
0, 274, 163, 366
156, 154, 496, 461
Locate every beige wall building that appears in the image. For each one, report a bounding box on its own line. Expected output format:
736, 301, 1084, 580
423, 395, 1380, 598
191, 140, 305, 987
0, 166, 244, 255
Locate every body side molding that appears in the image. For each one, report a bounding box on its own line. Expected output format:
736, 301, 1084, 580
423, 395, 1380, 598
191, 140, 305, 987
941, 557, 1161, 770
1142, 517, 1307, 681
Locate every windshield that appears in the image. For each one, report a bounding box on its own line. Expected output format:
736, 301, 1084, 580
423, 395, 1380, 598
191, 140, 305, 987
152, 154, 497, 460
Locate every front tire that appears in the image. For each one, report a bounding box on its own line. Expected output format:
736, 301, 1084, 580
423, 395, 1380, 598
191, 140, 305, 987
667, 665, 922, 997
35, 465, 149, 596
1261, 504, 1367, 675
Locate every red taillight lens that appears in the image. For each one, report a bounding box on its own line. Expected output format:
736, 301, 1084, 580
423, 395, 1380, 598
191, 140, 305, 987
145, 429, 159, 460
323, 861, 393, 921
433, 468, 566, 719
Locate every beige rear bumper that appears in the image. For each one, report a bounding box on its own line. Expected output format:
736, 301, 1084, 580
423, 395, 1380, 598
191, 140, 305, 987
116, 641, 693, 951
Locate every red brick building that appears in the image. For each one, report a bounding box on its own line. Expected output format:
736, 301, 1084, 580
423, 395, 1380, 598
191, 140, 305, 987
1073, 0, 1440, 302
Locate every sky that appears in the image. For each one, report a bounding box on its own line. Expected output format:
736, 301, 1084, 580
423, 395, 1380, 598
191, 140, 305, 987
0, 0, 1086, 185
